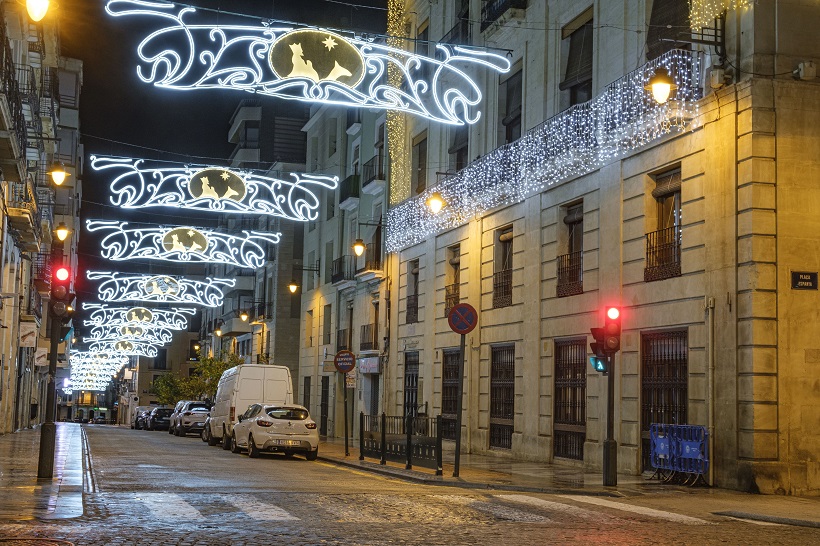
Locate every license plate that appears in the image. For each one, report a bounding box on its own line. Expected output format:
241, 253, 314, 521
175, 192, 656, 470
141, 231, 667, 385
272, 439, 301, 446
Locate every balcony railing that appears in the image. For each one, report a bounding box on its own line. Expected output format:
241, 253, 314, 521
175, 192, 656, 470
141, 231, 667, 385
0, 38, 27, 155
645, 226, 681, 282
557, 251, 583, 297
445, 283, 460, 317
406, 294, 418, 324
360, 323, 378, 352
362, 153, 386, 187
331, 255, 356, 284
361, 243, 381, 272
336, 329, 349, 351
492, 269, 512, 308
27, 289, 42, 319
481, 0, 527, 31
32, 252, 51, 282
442, 18, 472, 46
339, 173, 361, 204
40, 67, 60, 128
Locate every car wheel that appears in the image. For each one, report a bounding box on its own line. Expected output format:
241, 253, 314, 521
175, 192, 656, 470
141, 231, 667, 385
305, 449, 318, 461
208, 427, 219, 447
247, 434, 260, 458
230, 432, 241, 454
201, 427, 208, 442
168, 424, 174, 434
180, 427, 188, 436
221, 427, 232, 450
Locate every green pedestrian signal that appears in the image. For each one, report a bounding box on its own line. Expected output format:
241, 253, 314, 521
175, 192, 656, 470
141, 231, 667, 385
589, 356, 607, 373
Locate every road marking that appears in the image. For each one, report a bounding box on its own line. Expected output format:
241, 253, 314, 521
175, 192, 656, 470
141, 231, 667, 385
497, 494, 612, 522
431, 495, 550, 522
136, 493, 203, 521
558, 495, 710, 525
223, 495, 299, 521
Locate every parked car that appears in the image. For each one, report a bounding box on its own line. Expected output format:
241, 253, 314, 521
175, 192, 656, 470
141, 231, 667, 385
208, 364, 293, 449
201, 413, 214, 443
130, 405, 153, 429
135, 409, 152, 430
171, 401, 210, 436
92, 417, 107, 424
146, 407, 173, 431
230, 404, 319, 460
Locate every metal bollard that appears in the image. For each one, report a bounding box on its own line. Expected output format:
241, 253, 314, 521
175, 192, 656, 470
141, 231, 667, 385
436, 415, 443, 476
405, 414, 412, 470
380, 412, 387, 465
359, 412, 364, 461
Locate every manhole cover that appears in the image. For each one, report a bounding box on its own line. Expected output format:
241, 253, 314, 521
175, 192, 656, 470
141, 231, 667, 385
0, 537, 74, 546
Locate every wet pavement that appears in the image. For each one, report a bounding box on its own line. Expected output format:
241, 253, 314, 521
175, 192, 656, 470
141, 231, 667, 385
0, 423, 820, 532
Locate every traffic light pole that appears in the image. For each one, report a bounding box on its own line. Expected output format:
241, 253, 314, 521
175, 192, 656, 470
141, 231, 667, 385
603, 353, 617, 486
38, 244, 63, 479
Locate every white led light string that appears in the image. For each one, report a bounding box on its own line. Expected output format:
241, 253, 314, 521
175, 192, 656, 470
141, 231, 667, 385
386, 49, 702, 252
88, 271, 235, 307
82, 304, 197, 331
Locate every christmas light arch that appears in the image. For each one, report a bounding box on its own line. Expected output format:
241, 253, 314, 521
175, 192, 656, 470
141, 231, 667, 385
83, 304, 197, 331
88, 271, 235, 307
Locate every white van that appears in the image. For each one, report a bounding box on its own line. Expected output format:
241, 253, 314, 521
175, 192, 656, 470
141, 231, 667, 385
130, 405, 154, 429
208, 364, 293, 448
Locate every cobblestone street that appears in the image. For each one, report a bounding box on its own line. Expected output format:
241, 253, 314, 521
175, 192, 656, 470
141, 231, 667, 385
0, 425, 818, 545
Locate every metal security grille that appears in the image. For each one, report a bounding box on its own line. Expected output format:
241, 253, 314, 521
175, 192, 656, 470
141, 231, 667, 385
553, 339, 587, 460
369, 376, 380, 415
490, 345, 515, 449
404, 352, 420, 418
645, 226, 681, 282
441, 349, 461, 440
557, 250, 583, 297
641, 330, 688, 470
320, 375, 329, 436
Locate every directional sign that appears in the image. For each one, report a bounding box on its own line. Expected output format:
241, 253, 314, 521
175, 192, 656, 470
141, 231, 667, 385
448, 303, 478, 335
334, 350, 356, 374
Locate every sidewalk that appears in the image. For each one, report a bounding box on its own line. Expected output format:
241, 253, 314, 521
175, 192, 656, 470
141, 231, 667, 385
317, 437, 820, 528
0, 422, 84, 521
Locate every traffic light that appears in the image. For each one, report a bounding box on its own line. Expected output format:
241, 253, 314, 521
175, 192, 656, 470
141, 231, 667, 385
590, 327, 608, 373
604, 306, 621, 353
50, 264, 75, 325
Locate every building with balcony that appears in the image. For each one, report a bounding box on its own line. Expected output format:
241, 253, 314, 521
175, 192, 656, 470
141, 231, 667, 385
0, 3, 83, 433
375, 0, 820, 496
297, 103, 389, 438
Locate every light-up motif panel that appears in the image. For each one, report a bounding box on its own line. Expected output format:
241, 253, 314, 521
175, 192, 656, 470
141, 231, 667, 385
105, 1, 510, 125
86, 220, 281, 268
88, 340, 159, 358
87, 325, 174, 345
88, 271, 235, 307
83, 303, 196, 331
69, 351, 130, 391
91, 156, 338, 221
386, 49, 702, 251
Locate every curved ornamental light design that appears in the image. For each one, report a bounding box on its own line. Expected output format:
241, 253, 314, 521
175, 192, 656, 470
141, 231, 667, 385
69, 351, 130, 391
82, 304, 197, 331
105, 1, 510, 125
91, 157, 338, 222
88, 340, 160, 358
88, 271, 235, 307
87, 324, 174, 345
86, 220, 281, 268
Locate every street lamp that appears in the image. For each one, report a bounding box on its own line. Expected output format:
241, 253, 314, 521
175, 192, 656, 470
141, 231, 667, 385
644, 67, 677, 105
26, 0, 50, 21
214, 323, 223, 337
287, 262, 320, 294
49, 162, 69, 186
240, 310, 249, 322
55, 222, 70, 242
426, 192, 445, 214
352, 220, 383, 257
352, 238, 366, 257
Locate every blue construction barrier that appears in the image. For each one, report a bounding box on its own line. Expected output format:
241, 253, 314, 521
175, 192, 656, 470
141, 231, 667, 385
649, 424, 709, 485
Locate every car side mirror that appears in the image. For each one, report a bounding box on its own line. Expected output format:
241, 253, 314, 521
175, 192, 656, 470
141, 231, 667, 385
238, 415, 244, 422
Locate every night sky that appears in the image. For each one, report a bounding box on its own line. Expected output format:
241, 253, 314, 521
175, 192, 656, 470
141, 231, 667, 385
56, 0, 386, 322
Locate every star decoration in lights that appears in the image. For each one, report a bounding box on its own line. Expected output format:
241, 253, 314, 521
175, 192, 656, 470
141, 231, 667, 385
322, 35, 337, 51
221, 171, 230, 180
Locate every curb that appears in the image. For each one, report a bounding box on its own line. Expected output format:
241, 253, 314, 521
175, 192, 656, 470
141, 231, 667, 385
714, 511, 820, 529
317, 454, 627, 498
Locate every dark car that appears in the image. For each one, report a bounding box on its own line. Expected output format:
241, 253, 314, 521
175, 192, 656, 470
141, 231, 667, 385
146, 407, 173, 431
135, 409, 152, 430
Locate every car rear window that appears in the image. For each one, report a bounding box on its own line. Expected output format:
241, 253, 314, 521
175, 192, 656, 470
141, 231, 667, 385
189, 404, 209, 411
155, 409, 173, 416
266, 408, 309, 421
190, 407, 209, 413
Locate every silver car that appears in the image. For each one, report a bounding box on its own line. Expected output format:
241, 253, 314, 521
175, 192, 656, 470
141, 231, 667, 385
230, 404, 319, 460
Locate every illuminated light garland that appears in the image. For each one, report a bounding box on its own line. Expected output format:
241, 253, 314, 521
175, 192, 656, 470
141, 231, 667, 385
105, 0, 510, 125
88, 271, 235, 307
386, 49, 702, 252
68, 351, 131, 391
386, 0, 409, 205
82, 303, 197, 331
689, 0, 750, 31
91, 156, 338, 221
88, 340, 159, 358
87, 324, 174, 345
86, 220, 282, 268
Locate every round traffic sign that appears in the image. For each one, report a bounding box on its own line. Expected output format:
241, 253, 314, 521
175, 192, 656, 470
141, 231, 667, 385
334, 350, 356, 373
448, 303, 478, 335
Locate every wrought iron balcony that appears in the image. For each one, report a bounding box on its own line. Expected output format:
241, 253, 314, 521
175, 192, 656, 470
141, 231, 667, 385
362, 153, 386, 191
26, 289, 42, 320
442, 18, 472, 46
360, 323, 378, 352
406, 294, 419, 324
492, 268, 512, 308
339, 173, 360, 210
331, 255, 356, 284
0, 37, 27, 176
644, 226, 681, 282
40, 67, 60, 130
445, 283, 460, 317
7, 181, 41, 249
556, 251, 583, 297
481, 0, 527, 31
32, 251, 51, 293
362, 243, 381, 273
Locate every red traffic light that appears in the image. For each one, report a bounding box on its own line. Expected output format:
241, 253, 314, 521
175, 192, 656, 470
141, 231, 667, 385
606, 307, 620, 320
55, 266, 70, 282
